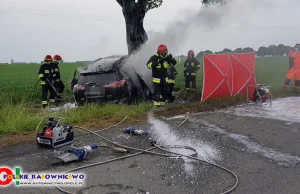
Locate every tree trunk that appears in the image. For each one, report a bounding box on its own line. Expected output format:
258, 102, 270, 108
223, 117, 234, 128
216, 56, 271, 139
124, 11, 148, 55
117, 0, 148, 55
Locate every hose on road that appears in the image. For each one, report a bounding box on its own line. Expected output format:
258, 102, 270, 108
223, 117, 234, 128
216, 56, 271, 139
55, 115, 238, 194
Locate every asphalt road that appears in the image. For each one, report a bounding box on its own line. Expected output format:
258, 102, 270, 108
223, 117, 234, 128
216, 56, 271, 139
1, 104, 300, 194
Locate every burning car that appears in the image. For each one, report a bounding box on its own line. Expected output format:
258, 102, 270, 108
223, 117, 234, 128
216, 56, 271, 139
71, 55, 152, 106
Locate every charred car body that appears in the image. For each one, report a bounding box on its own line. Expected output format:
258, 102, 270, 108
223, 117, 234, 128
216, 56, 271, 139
71, 55, 152, 105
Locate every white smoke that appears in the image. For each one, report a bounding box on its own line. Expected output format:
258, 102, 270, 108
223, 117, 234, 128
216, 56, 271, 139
119, 0, 300, 92
176, 0, 300, 54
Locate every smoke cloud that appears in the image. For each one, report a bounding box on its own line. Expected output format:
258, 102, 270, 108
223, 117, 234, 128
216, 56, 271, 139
121, 0, 300, 92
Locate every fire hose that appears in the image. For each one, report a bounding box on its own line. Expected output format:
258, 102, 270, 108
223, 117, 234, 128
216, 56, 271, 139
29, 79, 60, 107
55, 115, 238, 194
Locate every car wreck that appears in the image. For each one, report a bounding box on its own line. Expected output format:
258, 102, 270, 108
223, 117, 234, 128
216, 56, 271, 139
71, 55, 153, 106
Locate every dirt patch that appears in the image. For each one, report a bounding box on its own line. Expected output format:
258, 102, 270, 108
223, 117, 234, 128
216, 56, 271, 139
0, 132, 36, 148
174, 89, 203, 102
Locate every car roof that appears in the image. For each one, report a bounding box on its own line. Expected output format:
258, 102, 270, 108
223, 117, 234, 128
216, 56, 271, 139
79, 55, 127, 74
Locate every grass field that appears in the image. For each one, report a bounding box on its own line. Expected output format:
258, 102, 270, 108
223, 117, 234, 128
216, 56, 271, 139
0, 56, 299, 135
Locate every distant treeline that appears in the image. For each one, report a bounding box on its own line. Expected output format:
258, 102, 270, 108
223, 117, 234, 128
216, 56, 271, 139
192, 44, 295, 58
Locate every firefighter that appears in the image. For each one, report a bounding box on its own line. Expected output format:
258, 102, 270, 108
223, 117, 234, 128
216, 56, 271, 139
184, 50, 200, 90
167, 64, 178, 102
283, 43, 300, 92
146, 44, 177, 106
52, 55, 64, 101
38, 55, 56, 107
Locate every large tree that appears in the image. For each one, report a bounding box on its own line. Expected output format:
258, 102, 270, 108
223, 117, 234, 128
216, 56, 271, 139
116, 0, 225, 55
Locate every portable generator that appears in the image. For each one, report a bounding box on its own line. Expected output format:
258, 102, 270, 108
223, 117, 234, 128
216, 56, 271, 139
247, 84, 272, 107
36, 116, 74, 148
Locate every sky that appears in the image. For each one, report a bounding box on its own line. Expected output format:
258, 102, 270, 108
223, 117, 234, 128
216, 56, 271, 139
0, 0, 300, 63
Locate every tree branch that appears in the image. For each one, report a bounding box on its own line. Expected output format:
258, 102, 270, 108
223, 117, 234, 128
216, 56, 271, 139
146, 0, 163, 12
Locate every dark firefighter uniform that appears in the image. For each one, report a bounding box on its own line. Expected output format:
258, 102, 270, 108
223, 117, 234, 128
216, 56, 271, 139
284, 43, 300, 91
38, 55, 56, 107
184, 52, 200, 89
52, 55, 64, 100
167, 64, 178, 102
147, 44, 177, 106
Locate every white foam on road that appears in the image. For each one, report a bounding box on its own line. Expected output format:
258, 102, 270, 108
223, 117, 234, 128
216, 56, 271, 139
147, 115, 220, 174
162, 112, 206, 121
50, 103, 78, 112
220, 97, 300, 123
228, 133, 300, 167
162, 114, 186, 120
193, 118, 300, 167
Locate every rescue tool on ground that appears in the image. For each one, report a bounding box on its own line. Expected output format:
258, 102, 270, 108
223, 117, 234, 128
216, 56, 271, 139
36, 116, 74, 148
52, 143, 130, 165
247, 84, 272, 107
52, 144, 98, 165
124, 126, 149, 136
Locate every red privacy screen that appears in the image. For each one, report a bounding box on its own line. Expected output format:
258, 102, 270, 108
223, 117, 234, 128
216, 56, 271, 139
201, 52, 256, 101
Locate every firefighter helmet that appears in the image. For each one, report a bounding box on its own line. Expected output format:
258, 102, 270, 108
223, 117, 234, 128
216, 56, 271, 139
188, 50, 194, 57
157, 44, 168, 57
53, 55, 62, 61
44, 55, 52, 62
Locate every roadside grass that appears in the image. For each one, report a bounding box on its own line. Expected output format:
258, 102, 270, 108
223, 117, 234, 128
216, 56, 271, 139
0, 103, 151, 135
1, 56, 300, 136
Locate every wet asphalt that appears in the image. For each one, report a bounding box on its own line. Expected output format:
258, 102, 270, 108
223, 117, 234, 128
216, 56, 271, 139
1, 101, 300, 194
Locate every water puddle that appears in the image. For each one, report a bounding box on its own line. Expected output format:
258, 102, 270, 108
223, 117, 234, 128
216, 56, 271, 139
193, 119, 300, 167
147, 115, 220, 174
220, 97, 300, 123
